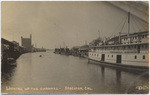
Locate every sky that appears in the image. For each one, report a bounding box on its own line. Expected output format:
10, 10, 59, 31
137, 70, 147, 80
1, 1, 148, 49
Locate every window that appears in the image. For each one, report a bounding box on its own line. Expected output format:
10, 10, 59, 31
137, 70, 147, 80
143, 55, 145, 59
145, 45, 148, 49
97, 54, 99, 56
142, 35, 144, 38
108, 55, 109, 57
141, 45, 144, 48
134, 45, 136, 48
128, 46, 130, 49
135, 55, 137, 59
112, 55, 113, 57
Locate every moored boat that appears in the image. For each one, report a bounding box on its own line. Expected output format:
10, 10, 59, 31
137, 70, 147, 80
88, 12, 149, 70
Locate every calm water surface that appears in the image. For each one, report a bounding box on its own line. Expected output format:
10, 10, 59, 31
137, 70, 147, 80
2, 51, 149, 94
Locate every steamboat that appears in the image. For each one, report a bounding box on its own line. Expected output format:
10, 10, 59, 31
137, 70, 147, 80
88, 12, 149, 70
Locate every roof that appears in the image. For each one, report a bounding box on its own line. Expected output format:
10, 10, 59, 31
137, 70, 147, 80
72, 46, 80, 49
91, 42, 148, 48
2, 38, 14, 46
107, 36, 119, 42
121, 31, 148, 38
106, 31, 148, 42
79, 45, 90, 50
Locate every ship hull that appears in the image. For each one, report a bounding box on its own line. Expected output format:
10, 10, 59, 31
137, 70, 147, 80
88, 52, 149, 72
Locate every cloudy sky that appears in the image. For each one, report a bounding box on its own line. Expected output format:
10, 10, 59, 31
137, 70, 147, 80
1, 1, 148, 49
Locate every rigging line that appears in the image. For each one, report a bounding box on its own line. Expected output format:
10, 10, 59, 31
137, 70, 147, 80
134, 16, 148, 31
136, 18, 147, 31
133, 16, 145, 30
131, 17, 136, 33
125, 2, 130, 12
109, 23, 125, 38
131, 15, 141, 31
120, 17, 128, 34
112, 16, 128, 37
109, 16, 128, 38
132, 15, 146, 31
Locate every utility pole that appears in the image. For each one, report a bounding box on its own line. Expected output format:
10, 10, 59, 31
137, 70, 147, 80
85, 41, 87, 45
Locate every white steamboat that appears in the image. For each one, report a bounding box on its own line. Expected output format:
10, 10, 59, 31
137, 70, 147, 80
88, 12, 149, 69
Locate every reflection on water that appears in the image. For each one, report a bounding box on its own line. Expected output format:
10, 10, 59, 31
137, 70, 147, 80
116, 69, 121, 85
2, 51, 149, 94
2, 64, 16, 83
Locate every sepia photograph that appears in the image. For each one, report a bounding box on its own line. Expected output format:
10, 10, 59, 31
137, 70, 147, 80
1, 1, 149, 94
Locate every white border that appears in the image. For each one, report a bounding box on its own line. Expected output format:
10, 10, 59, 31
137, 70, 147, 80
0, 0, 150, 1
0, 0, 149, 95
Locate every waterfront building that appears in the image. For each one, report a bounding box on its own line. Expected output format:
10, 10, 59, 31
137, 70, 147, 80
21, 34, 32, 52
1, 38, 27, 63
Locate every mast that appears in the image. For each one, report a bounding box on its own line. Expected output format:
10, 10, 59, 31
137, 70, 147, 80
63, 41, 65, 48
119, 32, 121, 44
128, 12, 130, 36
98, 30, 100, 39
